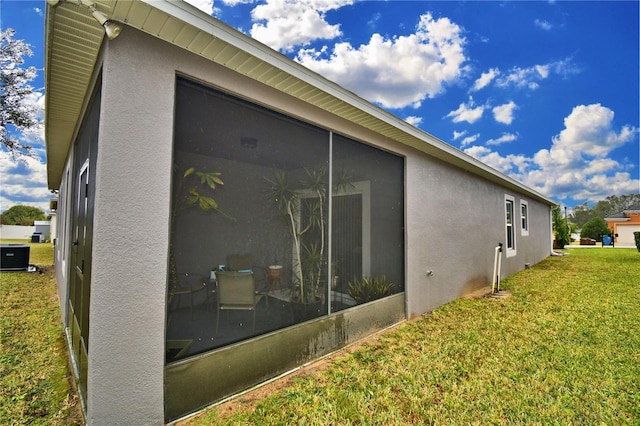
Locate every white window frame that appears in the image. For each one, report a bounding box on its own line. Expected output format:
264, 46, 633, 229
505, 195, 517, 257
520, 200, 529, 236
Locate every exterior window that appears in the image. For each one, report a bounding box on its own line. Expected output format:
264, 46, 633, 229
505, 195, 516, 257
166, 78, 405, 362
521, 200, 529, 236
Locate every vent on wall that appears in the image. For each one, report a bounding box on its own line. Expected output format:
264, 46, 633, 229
0, 244, 30, 271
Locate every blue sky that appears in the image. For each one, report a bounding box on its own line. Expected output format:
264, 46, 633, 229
1, 0, 638, 215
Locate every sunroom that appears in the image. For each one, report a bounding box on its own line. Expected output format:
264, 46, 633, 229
164, 77, 406, 417
168, 77, 405, 354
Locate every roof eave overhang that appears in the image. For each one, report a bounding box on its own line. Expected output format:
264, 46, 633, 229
44, 0, 107, 189
45, 0, 555, 206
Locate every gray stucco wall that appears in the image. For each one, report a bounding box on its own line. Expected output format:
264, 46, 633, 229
85, 30, 174, 424
62, 26, 551, 424
405, 152, 551, 317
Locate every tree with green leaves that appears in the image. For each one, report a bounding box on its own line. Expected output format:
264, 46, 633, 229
1, 27, 42, 157
570, 193, 640, 228
0, 205, 47, 225
552, 205, 571, 248
580, 217, 610, 242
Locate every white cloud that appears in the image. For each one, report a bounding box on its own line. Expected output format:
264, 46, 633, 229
368, 12, 382, 28
535, 64, 549, 79
583, 158, 620, 175
296, 12, 468, 109
570, 173, 640, 202
496, 65, 545, 89
494, 58, 579, 91
534, 19, 552, 31
250, 0, 352, 52
464, 103, 639, 202
551, 57, 582, 79
452, 130, 467, 140
547, 103, 635, 163
471, 68, 499, 92
486, 132, 518, 146
464, 145, 530, 174
492, 101, 517, 125
460, 133, 480, 147
0, 152, 51, 213
0, 82, 46, 213
405, 116, 423, 126
446, 97, 484, 124
220, 0, 253, 5
184, 0, 214, 15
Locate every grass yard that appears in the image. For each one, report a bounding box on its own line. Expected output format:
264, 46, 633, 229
1, 244, 638, 425
0, 241, 80, 425
187, 248, 640, 425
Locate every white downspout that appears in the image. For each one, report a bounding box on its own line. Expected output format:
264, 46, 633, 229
492, 243, 503, 294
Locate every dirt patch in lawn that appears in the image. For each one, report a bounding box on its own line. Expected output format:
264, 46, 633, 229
463, 285, 493, 299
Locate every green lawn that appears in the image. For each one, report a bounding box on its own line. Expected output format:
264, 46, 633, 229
188, 248, 640, 425
1, 245, 638, 425
0, 241, 80, 425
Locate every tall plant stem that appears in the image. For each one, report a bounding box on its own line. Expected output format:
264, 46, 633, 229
287, 199, 305, 300
315, 188, 325, 290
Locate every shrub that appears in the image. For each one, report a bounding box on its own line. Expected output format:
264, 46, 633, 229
580, 217, 610, 242
552, 206, 573, 247
634, 231, 640, 252
348, 275, 395, 304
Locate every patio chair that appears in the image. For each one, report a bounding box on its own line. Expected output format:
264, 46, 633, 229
215, 271, 264, 337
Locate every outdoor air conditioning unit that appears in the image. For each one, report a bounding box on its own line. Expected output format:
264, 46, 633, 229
0, 244, 30, 271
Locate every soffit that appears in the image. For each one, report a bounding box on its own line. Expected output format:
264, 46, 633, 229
45, 0, 112, 189
45, 0, 554, 205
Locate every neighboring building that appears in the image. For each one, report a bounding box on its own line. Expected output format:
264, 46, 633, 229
605, 204, 640, 246
34, 221, 52, 240
44, 1, 555, 423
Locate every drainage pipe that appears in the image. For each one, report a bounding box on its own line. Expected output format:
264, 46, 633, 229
492, 243, 503, 294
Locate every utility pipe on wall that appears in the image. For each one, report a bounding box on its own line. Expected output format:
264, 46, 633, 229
492, 243, 503, 293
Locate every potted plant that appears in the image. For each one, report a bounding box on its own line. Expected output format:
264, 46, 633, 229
265, 167, 326, 306
347, 275, 395, 304
173, 167, 234, 222
265, 166, 353, 318
169, 166, 234, 290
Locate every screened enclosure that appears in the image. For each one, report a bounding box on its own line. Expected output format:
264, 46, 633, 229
166, 77, 405, 362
